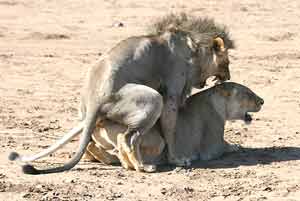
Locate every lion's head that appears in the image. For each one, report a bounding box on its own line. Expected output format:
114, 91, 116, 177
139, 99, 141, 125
149, 13, 235, 88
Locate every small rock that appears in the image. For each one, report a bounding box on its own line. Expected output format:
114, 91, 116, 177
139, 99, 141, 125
38, 127, 49, 132
22, 122, 30, 127
44, 54, 54, 58
240, 7, 248, 12
113, 192, 122, 198
184, 186, 194, 193
106, 192, 123, 200
174, 167, 183, 173
83, 193, 93, 198
66, 179, 76, 184
161, 187, 167, 195
28, 186, 35, 192
49, 120, 61, 129
116, 171, 125, 178
22, 193, 31, 198
0, 173, 6, 179
113, 22, 124, 27
263, 187, 272, 192
234, 131, 241, 135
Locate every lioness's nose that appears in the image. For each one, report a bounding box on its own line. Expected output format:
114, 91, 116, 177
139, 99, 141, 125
259, 98, 264, 105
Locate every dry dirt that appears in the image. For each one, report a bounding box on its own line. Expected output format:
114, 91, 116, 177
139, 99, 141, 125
0, 0, 300, 200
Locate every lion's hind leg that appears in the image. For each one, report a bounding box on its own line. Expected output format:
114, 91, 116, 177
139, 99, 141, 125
117, 134, 134, 170
87, 141, 119, 165
82, 143, 97, 162
105, 84, 163, 172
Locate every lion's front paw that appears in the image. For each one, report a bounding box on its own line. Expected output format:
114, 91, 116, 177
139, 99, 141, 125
142, 164, 157, 173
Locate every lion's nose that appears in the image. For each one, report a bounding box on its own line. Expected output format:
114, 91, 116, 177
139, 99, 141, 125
219, 72, 230, 81
224, 70, 231, 80
227, 73, 231, 80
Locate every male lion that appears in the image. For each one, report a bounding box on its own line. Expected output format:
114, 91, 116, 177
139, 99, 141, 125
9, 14, 234, 174
85, 82, 264, 170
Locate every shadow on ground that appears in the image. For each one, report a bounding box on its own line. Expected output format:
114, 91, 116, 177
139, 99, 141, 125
159, 146, 300, 172
52, 146, 300, 173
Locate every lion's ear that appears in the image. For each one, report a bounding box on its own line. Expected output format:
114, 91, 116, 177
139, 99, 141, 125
186, 36, 197, 52
166, 24, 179, 33
212, 37, 225, 52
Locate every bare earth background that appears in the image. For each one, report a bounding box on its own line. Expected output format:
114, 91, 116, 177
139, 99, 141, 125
0, 0, 300, 200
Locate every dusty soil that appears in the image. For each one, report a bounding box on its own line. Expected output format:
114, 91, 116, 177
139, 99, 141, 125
1, 0, 300, 200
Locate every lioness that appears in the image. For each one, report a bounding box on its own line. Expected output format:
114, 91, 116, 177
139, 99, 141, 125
9, 14, 234, 174
86, 82, 264, 170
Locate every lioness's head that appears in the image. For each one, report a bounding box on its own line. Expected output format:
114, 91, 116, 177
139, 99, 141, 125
216, 82, 264, 123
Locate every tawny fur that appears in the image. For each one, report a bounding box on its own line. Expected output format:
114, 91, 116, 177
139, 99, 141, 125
9, 12, 234, 174
86, 82, 264, 169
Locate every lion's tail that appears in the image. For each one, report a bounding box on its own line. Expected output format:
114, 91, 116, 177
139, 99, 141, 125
8, 122, 84, 163
18, 110, 98, 175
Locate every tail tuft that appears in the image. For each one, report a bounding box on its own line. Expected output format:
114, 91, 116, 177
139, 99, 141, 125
22, 164, 40, 175
8, 152, 19, 161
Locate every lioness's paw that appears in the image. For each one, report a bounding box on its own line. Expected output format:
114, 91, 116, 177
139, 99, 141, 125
225, 143, 241, 153
169, 157, 192, 167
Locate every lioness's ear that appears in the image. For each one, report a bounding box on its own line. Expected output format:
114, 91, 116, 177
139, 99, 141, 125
217, 87, 231, 97
212, 37, 225, 52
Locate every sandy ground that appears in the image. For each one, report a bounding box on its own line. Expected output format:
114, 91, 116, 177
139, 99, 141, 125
0, 0, 300, 200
